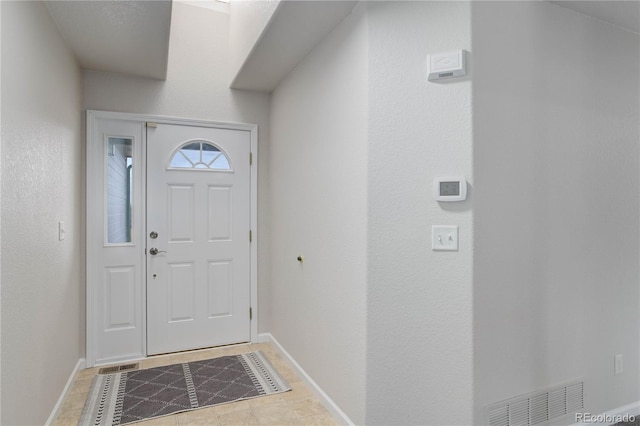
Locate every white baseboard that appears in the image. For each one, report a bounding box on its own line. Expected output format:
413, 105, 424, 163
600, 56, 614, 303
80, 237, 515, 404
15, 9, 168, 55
45, 358, 86, 426
258, 333, 354, 426
572, 400, 640, 425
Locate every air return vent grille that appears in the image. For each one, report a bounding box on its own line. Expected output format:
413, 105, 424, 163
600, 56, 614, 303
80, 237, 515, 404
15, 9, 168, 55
487, 381, 583, 426
98, 362, 139, 375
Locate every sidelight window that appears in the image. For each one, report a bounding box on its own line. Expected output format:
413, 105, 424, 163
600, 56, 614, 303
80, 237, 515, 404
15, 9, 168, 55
106, 137, 133, 244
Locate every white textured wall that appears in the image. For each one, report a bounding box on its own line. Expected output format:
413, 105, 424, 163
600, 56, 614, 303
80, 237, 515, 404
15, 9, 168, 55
365, 2, 474, 424
1, 1, 83, 424
83, 1, 272, 332
472, 2, 640, 423
0, 1, 4, 421
269, 4, 368, 424
229, 0, 280, 80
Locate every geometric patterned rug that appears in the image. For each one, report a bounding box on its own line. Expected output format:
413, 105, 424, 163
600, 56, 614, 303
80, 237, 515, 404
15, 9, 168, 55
78, 351, 291, 425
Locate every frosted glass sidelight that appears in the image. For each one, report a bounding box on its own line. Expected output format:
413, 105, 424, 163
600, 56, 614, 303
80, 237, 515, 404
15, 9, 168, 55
106, 137, 133, 244
169, 141, 231, 170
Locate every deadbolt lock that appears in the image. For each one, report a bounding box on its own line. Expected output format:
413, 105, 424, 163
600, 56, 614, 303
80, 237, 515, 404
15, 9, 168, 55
149, 231, 158, 239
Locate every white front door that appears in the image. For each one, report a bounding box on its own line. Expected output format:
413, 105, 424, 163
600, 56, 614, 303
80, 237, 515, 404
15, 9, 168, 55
146, 123, 251, 355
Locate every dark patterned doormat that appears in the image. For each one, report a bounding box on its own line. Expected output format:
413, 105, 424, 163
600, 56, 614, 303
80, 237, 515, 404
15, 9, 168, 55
79, 351, 291, 425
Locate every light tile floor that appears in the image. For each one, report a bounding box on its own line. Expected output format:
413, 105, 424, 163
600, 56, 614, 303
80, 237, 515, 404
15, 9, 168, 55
53, 342, 339, 426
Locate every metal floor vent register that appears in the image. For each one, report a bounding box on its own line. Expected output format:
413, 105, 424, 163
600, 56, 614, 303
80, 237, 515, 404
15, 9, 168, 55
487, 381, 584, 426
98, 362, 139, 375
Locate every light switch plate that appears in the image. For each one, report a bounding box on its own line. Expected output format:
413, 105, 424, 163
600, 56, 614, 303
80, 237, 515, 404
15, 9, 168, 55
615, 354, 623, 375
58, 221, 65, 241
432, 226, 458, 251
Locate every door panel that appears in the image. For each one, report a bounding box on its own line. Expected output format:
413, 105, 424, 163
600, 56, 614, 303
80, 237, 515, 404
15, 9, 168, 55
146, 124, 251, 355
104, 266, 136, 330
168, 262, 196, 322
208, 260, 232, 317
167, 185, 195, 242
208, 186, 232, 240
87, 117, 146, 365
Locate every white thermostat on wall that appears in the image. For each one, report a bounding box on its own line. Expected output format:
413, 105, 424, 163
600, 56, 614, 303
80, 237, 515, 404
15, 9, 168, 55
434, 177, 467, 202
427, 50, 467, 81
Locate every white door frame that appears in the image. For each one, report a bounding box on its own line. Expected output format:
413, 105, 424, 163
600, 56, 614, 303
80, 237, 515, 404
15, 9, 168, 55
86, 110, 259, 367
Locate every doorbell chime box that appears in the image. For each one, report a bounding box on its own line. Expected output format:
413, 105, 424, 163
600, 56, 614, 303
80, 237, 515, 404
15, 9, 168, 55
427, 50, 467, 81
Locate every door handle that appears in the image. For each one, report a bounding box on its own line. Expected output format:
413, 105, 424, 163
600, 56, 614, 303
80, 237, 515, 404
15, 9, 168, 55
149, 248, 167, 256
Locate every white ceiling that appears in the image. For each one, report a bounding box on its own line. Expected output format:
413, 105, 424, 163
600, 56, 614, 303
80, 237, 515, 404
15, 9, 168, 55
44, 0, 172, 80
232, 0, 639, 92
550, 1, 640, 34
230, 0, 359, 92
42, 0, 638, 84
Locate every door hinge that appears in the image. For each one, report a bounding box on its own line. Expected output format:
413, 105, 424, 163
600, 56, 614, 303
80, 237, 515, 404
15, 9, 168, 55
146, 122, 158, 128
250, 307, 253, 320
249, 230, 253, 242
249, 152, 253, 166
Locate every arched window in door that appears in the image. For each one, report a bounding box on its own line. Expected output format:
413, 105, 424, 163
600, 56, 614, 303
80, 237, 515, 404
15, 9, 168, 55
169, 140, 232, 170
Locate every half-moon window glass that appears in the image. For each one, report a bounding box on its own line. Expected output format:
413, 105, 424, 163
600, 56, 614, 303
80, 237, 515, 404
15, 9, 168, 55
169, 141, 231, 170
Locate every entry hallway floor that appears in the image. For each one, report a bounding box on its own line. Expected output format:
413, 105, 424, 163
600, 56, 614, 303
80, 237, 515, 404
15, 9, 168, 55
53, 342, 339, 426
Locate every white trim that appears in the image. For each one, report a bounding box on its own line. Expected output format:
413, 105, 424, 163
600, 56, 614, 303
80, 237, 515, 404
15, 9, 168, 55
572, 401, 640, 425
86, 110, 259, 365
258, 333, 353, 426
86, 110, 95, 366
87, 110, 257, 132
250, 126, 258, 343
45, 358, 86, 426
